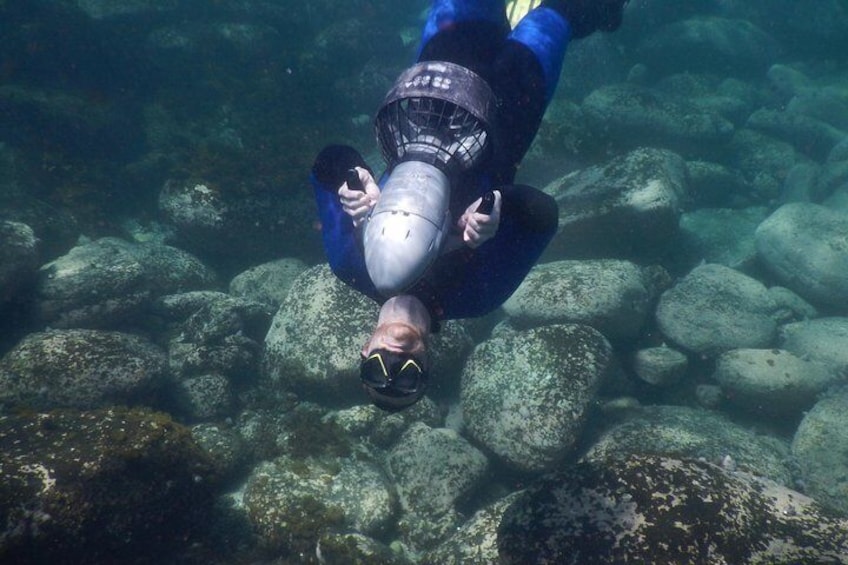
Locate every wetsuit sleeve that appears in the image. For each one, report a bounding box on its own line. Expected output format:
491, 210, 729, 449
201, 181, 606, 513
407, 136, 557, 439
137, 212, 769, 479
310, 145, 381, 301
423, 185, 558, 320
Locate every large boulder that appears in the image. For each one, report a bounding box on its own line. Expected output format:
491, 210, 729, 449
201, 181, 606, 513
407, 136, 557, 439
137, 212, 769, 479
581, 85, 734, 158
792, 386, 848, 516
0, 329, 168, 411
0, 407, 216, 564
461, 324, 613, 473
263, 264, 472, 406
636, 16, 779, 79
712, 348, 841, 419
544, 148, 688, 260
655, 263, 780, 357
243, 453, 395, 557
503, 259, 665, 340
36, 237, 216, 330
497, 455, 848, 564
756, 202, 848, 310
677, 207, 768, 272
0, 220, 38, 303
778, 317, 848, 376
228, 257, 308, 309
386, 422, 489, 550
582, 404, 792, 486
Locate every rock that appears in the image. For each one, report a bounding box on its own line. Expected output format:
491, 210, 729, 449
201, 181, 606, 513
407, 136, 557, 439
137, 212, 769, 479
787, 86, 848, 132
425, 492, 521, 564
684, 159, 750, 208
0, 407, 216, 564
545, 148, 688, 259
581, 84, 734, 157
0, 329, 168, 411
157, 291, 270, 387
778, 317, 848, 375
747, 108, 845, 161
497, 455, 848, 564
779, 162, 822, 204
176, 373, 233, 421
461, 324, 613, 473
712, 348, 839, 419
36, 237, 216, 330
632, 346, 688, 387
767, 285, 818, 324
678, 207, 768, 272
262, 264, 379, 403
386, 422, 489, 550
637, 16, 779, 78
655, 263, 779, 357
727, 129, 798, 204
316, 532, 411, 565
503, 259, 663, 340
792, 387, 848, 516
263, 264, 472, 406
243, 453, 395, 556
583, 404, 792, 486
756, 203, 848, 309
190, 422, 247, 483
228, 257, 308, 309
0, 220, 38, 303
158, 177, 318, 274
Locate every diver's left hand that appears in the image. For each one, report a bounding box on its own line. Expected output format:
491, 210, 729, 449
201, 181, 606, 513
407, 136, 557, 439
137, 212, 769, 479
457, 190, 502, 248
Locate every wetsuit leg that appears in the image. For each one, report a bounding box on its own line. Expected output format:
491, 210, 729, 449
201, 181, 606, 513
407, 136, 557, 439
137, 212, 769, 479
418, 0, 510, 61
489, 6, 571, 184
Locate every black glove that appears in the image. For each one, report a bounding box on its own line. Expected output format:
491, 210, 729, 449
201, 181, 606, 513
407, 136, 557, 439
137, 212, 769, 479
543, 0, 628, 39
312, 144, 372, 190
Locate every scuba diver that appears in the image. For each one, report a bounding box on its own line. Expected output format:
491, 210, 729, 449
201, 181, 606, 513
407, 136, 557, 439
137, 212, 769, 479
310, 0, 628, 411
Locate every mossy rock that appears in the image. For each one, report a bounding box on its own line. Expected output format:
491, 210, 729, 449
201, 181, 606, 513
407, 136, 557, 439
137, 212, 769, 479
0, 407, 216, 564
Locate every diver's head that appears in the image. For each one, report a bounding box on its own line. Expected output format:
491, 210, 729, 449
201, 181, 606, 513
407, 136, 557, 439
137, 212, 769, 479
364, 61, 496, 296
360, 296, 431, 411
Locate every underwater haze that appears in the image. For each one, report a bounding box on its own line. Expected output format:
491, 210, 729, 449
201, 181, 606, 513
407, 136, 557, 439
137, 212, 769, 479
2, 0, 848, 563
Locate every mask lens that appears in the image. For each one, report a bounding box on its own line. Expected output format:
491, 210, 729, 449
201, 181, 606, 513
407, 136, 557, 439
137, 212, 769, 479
390, 358, 424, 393
360, 354, 390, 389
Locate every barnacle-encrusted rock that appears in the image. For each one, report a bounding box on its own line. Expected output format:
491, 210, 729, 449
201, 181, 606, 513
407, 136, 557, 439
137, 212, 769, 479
498, 454, 848, 564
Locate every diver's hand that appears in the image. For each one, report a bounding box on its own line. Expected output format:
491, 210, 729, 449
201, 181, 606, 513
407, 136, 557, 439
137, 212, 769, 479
458, 190, 502, 248
338, 167, 380, 228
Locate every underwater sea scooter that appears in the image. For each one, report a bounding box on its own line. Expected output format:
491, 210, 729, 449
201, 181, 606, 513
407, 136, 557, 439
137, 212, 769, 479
359, 60, 498, 296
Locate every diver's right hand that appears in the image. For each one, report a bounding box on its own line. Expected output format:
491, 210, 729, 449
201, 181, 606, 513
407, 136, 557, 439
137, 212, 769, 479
339, 167, 380, 228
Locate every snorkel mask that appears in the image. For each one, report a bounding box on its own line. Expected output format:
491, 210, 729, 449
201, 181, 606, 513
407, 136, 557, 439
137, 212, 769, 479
364, 61, 496, 296
360, 348, 429, 411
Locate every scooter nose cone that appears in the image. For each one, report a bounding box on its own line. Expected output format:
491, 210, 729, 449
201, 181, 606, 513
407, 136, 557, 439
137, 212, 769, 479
364, 211, 441, 296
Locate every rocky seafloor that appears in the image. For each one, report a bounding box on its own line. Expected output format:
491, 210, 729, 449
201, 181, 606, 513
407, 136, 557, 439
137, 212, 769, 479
2, 0, 848, 563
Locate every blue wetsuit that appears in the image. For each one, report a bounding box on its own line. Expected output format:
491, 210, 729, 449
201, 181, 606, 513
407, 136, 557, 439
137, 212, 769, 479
310, 0, 572, 323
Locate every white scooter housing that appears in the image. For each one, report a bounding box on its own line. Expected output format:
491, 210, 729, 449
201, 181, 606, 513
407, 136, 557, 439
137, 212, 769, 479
363, 161, 450, 295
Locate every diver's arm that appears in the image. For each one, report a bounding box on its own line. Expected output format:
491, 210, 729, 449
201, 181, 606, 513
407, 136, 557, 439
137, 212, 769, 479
429, 184, 558, 319
310, 145, 381, 300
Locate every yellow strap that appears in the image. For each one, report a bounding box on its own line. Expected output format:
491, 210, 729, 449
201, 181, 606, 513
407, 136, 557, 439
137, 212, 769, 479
506, 0, 543, 29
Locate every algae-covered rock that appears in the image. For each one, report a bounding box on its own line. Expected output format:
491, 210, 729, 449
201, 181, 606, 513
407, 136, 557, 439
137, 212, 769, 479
0, 407, 215, 564
0, 329, 168, 411
36, 236, 216, 329
263, 264, 379, 403
462, 324, 613, 473
583, 404, 792, 486
498, 455, 848, 564
243, 453, 395, 557
503, 259, 663, 340
656, 263, 780, 357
